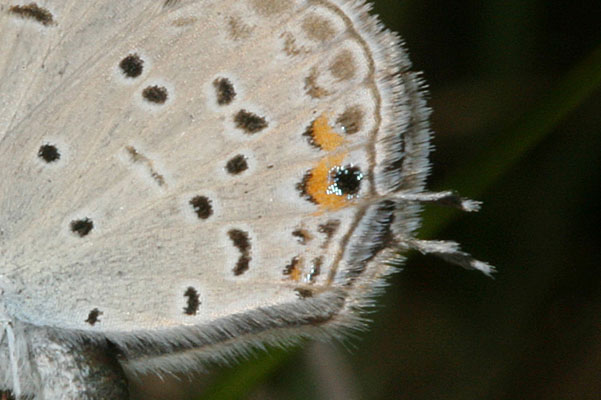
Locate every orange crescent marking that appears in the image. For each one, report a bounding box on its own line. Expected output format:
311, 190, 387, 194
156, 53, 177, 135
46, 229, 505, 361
311, 113, 344, 151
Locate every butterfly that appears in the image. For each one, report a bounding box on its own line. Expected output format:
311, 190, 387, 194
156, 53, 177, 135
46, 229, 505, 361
0, 1, 491, 397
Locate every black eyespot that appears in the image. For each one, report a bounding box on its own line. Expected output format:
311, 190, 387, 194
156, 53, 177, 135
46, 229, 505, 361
119, 54, 144, 78
38, 144, 60, 163
142, 85, 168, 104
70, 218, 94, 237
225, 154, 248, 175
189, 196, 213, 219
328, 165, 363, 197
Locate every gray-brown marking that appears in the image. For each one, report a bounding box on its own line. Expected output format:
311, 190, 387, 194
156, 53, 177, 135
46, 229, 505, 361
228, 229, 251, 276
302, 14, 336, 42
70, 218, 93, 237
183, 287, 200, 315
295, 288, 313, 299
304, 68, 330, 99
281, 32, 308, 57
213, 77, 236, 106
251, 0, 293, 16
9, 3, 54, 26
85, 308, 102, 325
171, 16, 198, 27
163, 0, 180, 7
330, 50, 356, 81
227, 16, 253, 40
38, 143, 60, 163
337, 105, 364, 135
189, 196, 213, 219
318, 220, 340, 248
283, 256, 301, 277
292, 229, 311, 245
125, 146, 166, 187
308, 257, 322, 282
234, 110, 268, 134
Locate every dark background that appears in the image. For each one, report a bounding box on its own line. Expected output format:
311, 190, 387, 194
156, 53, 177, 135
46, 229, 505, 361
133, 0, 601, 398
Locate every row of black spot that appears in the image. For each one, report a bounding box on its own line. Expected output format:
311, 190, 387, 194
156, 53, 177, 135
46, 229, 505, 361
39, 143, 248, 173
120, 54, 269, 136
85, 285, 200, 326
81, 217, 344, 325
82, 228, 249, 324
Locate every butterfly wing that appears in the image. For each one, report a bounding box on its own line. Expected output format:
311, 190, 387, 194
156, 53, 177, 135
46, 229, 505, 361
0, 0, 430, 374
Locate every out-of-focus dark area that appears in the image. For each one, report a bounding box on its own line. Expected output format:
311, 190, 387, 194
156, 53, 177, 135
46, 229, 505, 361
133, 1, 601, 398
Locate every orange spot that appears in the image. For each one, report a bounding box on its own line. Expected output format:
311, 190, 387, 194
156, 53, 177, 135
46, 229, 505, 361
290, 265, 302, 282
306, 154, 351, 211
311, 113, 344, 151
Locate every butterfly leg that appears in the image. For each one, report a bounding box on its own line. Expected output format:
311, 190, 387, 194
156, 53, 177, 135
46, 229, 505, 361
0, 308, 20, 399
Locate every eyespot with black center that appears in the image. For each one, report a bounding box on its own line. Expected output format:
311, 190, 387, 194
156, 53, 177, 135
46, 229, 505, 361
327, 165, 363, 198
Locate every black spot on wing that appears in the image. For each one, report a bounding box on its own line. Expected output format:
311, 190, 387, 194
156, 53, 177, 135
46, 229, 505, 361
85, 308, 102, 325
225, 154, 248, 175
183, 287, 200, 315
234, 110, 268, 134
142, 85, 168, 104
228, 229, 251, 275
71, 218, 93, 237
189, 196, 213, 219
9, 3, 54, 26
119, 54, 144, 78
38, 144, 60, 162
213, 77, 236, 105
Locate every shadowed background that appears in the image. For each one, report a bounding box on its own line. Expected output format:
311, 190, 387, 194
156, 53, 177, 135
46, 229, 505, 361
131, 0, 601, 398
